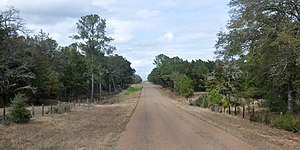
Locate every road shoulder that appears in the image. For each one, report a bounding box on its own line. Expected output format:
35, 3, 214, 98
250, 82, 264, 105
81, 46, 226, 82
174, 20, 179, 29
156, 86, 300, 150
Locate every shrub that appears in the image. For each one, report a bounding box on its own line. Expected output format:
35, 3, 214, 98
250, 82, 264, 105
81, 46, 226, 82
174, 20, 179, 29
207, 88, 223, 106
274, 112, 300, 133
177, 75, 194, 99
194, 96, 208, 108
52, 103, 72, 114
249, 109, 271, 124
264, 110, 272, 124
250, 113, 263, 123
195, 97, 202, 107
64, 104, 71, 112
52, 105, 62, 114
0, 113, 3, 122
9, 94, 31, 123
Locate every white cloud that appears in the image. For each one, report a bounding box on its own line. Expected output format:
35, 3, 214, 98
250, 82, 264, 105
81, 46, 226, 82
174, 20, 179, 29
1, 0, 109, 25
157, 0, 226, 9
135, 9, 160, 18
107, 19, 138, 43
26, 18, 77, 46
159, 32, 174, 42
130, 59, 152, 68
91, 0, 115, 7
0, 0, 8, 5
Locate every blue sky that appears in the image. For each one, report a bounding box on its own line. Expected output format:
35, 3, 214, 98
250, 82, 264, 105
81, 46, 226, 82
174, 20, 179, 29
0, 0, 230, 80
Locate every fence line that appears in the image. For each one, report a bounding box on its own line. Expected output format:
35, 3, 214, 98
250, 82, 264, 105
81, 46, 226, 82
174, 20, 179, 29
1, 101, 90, 125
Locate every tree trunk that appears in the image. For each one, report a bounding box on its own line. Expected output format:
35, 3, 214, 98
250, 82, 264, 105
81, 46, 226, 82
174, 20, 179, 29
109, 84, 112, 96
108, 76, 112, 96
287, 61, 296, 112
287, 80, 293, 111
120, 79, 123, 89
111, 75, 116, 92
234, 105, 237, 116
90, 52, 94, 103
99, 83, 102, 100
91, 71, 94, 103
228, 96, 231, 115
99, 72, 102, 101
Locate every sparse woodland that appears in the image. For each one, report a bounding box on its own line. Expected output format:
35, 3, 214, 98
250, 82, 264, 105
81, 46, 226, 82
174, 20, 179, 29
0, 7, 142, 108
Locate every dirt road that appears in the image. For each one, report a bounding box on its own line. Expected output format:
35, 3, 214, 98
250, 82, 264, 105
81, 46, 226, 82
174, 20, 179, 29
117, 82, 255, 150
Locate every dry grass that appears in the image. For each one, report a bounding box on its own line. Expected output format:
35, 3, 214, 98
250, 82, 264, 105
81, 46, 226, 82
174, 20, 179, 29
0, 84, 142, 150
157, 86, 300, 150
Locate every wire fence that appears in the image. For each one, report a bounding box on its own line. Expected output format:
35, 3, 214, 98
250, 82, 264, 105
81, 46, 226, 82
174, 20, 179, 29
0, 101, 92, 125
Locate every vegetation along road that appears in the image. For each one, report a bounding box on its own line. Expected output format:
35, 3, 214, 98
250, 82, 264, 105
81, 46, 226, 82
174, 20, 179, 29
2, 1, 300, 149
117, 82, 255, 150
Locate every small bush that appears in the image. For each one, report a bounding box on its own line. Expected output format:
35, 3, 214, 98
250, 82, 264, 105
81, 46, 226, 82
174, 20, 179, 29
52, 103, 71, 114
64, 104, 71, 112
9, 94, 31, 123
193, 96, 208, 108
250, 113, 263, 123
207, 88, 223, 106
264, 110, 272, 124
0, 113, 3, 122
52, 106, 62, 114
250, 109, 271, 124
246, 105, 251, 113
194, 98, 201, 107
210, 104, 220, 112
177, 75, 194, 99
274, 112, 300, 133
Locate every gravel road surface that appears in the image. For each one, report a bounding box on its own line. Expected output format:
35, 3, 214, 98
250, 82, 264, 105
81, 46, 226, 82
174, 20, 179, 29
117, 82, 255, 150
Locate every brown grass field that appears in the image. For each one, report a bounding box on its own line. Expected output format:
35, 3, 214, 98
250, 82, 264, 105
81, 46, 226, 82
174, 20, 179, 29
0, 84, 142, 150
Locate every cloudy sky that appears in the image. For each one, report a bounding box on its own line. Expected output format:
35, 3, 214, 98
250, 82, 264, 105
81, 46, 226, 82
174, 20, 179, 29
0, 0, 230, 80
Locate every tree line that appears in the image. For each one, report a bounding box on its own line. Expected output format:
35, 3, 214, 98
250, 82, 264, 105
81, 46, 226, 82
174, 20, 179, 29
0, 7, 142, 107
148, 54, 214, 98
149, 0, 300, 114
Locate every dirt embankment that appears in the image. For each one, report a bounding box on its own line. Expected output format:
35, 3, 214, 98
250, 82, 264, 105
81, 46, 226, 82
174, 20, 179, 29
157, 86, 300, 150
0, 84, 142, 150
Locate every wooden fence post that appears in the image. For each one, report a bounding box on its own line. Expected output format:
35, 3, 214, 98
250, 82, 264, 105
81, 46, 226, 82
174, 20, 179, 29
234, 105, 237, 116
2, 108, 6, 124
42, 104, 44, 116
32, 105, 35, 117
50, 104, 53, 114
243, 105, 245, 118
252, 107, 255, 116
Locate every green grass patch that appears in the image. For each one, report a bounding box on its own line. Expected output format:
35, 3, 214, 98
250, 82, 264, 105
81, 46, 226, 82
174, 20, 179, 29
274, 112, 300, 133
125, 87, 142, 95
